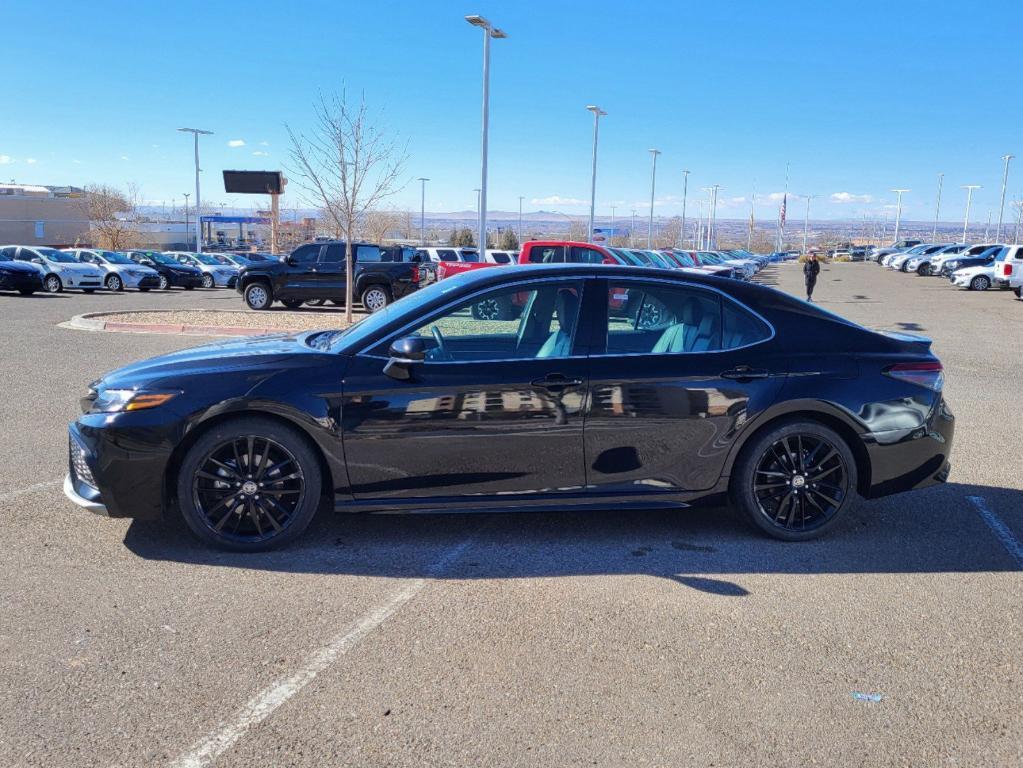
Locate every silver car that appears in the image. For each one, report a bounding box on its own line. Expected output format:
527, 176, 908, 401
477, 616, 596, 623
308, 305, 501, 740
164, 251, 240, 288
64, 248, 161, 291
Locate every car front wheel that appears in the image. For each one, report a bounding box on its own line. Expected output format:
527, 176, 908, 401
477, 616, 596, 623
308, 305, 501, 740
106, 274, 123, 292
43, 275, 62, 293
970, 275, 990, 291
158, 275, 170, 290
245, 283, 272, 310
201, 274, 215, 289
730, 420, 857, 541
176, 417, 322, 551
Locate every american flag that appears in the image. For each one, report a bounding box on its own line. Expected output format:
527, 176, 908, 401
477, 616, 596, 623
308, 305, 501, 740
779, 194, 787, 227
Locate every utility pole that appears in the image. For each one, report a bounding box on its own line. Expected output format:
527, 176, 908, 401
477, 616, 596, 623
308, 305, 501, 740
997, 154, 1014, 241
709, 185, 721, 249
417, 177, 429, 246
183, 193, 190, 250
961, 185, 980, 243
747, 186, 756, 251
891, 188, 910, 244
680, 169, 690, 248
802, 194, 817, 255
585, 105, 606, 244
518, 195, 524, 244
177, 127, 212, 253
932, 173, 943, 242
647, 149, 661, 248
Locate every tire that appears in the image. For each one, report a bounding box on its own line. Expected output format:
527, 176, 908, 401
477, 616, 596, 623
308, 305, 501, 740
184, 285, 195, 291
106, 274, 124, 292
1014, 287, 1022, 299
729, 419, 858, 541
201, 273, 215, 289
175, 416, 323, 551
43, 274, 62, 293
306, 299, 328, 307
17, 288, 35, 296
138, 287, 151, 292
158, 274, 170, 290
329, 299, 344, 306
281, 298, 304, 309
471, 294, 513, 321
916, 264, 929, 276
361, 285, 391, 313
83, 289, 96, 294
245, 282, 272, 310
970, 275, 990, 291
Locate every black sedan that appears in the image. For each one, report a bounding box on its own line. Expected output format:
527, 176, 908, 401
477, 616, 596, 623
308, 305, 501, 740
124, 251, 204, 290
65, 264, 954, 551
0, 250, 44, 295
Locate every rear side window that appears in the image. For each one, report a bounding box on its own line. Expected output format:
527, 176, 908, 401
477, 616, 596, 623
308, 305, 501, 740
490, 252, 511, 264
528, 246, 564, 263
569, 246, 607, 264
437, 249, 458, 262
458, 249, 480, 263
721, 300, 771, 349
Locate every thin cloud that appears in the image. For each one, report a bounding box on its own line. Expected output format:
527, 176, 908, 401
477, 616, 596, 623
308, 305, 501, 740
227, 139, 246, 148
831, 191, 873, 204
531, 195, 587, 206
252, 150, 270, 157
0, 155, 14, 165
120, 155, 130, 161
259, 141, 270, 146
25, 158, 37, 164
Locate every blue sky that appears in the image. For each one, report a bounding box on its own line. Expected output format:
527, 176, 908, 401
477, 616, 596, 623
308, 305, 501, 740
4, 0, 1022, 221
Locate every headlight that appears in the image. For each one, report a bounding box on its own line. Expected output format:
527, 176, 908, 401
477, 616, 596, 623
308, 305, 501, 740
947, 261, 958, 270
89, 388, 178, 413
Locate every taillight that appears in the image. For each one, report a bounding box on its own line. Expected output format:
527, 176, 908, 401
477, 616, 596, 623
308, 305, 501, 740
411, 265, 420, 283
884, 361, 944, 392
1003, 264, 1012, 276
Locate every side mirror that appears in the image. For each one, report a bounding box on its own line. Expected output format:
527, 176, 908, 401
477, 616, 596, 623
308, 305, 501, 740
31, 257, 43, 265
383, 336, 428, 381
411, 253, 422, 264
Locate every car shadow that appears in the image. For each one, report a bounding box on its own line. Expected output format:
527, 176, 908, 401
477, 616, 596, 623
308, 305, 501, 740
122, 482, 1022, 595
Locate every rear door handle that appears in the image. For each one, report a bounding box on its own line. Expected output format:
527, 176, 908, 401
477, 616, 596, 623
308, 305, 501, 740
721, 366, 771, 380
531, 374, 584, 392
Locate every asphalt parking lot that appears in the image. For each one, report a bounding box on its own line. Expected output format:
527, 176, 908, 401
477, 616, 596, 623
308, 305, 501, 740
2, 264, 1021, 767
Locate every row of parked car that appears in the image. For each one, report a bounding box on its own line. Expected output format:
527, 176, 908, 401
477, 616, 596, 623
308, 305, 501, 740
0, 245, 282, 295
872, 240, 1023, 295
234, 239, 780, 312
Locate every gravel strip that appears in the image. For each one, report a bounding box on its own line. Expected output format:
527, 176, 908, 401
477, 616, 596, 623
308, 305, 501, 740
95, 309, 364, 332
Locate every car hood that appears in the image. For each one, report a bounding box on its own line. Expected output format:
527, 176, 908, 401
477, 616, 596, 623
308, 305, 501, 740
165, 264, 201, 274
95, 333, 320, 390
48, 262, 101, 274
0, 261, 42, 274
953, 265, 992, 276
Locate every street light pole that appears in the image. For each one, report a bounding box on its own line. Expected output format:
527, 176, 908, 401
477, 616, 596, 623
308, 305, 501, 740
680, 169, 690, 248
961, 184, 980, 243
709, 185, 721, 249
891, 189, 909, 244
417, 177, 429, 246
473, 188, 481, 241
647, 149, 660, 248
585, 105, 606, 244
466, 15, 506, 260
996, 153, 1014, 241
183, 193, 190, 249
610, 206, 616, 245
518, 195, 524, 243
630, 210, 636, 247
802, 194, 817, 255
932, 173, 943, 242
177, 127, 212, 253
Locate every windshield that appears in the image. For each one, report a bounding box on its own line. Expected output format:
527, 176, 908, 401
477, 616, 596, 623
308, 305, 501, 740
459, 250, 480, 263
194, 254, 223, 265
36, 248, 78, 263
150, 253, 179, 265
100, 251, 135, 264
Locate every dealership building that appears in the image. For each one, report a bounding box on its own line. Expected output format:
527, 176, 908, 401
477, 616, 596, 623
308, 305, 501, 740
0, 183, 91, 246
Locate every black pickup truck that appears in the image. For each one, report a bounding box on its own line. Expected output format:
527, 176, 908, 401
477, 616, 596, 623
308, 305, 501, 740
237, 241, 421, 311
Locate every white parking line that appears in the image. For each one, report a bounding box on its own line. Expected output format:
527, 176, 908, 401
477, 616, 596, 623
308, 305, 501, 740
968, 496, 1023, 569
0, 479, 62, 503
170, 535, 478, 768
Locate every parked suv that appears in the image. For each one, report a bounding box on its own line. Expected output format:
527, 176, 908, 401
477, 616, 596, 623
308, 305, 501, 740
65, 248, 160, 292
991, 244, 1023, 288
237, 241, 421, 311
6, 245, 104, 293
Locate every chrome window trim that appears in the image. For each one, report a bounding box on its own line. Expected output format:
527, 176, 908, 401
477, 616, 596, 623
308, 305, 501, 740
594, 275, 776, 356
357, 275, 590, 363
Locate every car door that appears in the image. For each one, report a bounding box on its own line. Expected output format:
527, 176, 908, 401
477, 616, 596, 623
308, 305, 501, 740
279, 243, 323, 297
583, 277, 784, 493
340, 277, 591, 502
313, 243, 347, 298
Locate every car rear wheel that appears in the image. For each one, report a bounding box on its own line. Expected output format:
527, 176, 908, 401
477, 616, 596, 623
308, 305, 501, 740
176, 417, 322, 551
18, 288, 35, 296
158, 275, 170, 290
916, 263, 929, 276
43, 275, 62, 293
970, 275, 990, 291
730, 420, 857, 541
106, 274, 123, 292
1014, 287, 1022, 298
361, 285, 391, 312
245, 283, 272, 310
201, 273, 215, 289
281, 298, 304, 309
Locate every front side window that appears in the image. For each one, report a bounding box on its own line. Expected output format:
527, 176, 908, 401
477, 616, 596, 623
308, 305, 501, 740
393, 280, 584, 362
291, 244, 321, 264
527, 246, 564, 263
605, 282, 770, 355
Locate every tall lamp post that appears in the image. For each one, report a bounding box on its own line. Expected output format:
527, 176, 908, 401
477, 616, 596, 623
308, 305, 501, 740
647, 148, 661, 247
465, 15, 507, 259
585, 105, 606, 244
932, 173, 944, 241
517, 195, 524, 243
177, 127, 212, 253
680, 169, 690, 248
473, 188, 481, 242
890, 188, 910, 244
802, 194, 817, 255
961, 184, 980, 243
996, 154, 1014, 241
610, 206, 616, 245
417, 177, 429, 245
183, 193, 190, 249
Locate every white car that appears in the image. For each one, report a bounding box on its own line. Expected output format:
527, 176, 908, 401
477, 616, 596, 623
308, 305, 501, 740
64, 248, 160, 292
991, 244, 1023, 289
4, 245, 105, 293
897, 244, 948, 273
932, 244, 1004, 277
164, 251, 240, 288
949, 262, 999, 291
886, 243, 935, 271
910, 243, 969, 275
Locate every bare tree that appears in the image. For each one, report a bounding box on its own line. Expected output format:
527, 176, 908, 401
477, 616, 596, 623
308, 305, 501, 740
362, 209, 400, 243
287, 90, 408, 321
655, 216, 682, 249
79, 183, 143, 250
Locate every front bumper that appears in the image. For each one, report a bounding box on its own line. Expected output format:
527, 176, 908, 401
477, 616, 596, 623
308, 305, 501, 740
0, 271, 43, 291
126, 273, 161, 289
170, 272, 204, 288
63, 473, 108, 515
210, 272, 238, 288
62, 273, 104, 289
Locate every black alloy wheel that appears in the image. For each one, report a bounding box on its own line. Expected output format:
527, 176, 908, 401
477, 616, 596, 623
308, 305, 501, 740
158, 274, 170, 290
177, 417, 322, 551
731, 420, 857, 541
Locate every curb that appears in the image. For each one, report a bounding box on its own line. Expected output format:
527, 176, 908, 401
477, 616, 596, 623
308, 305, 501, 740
62, 310, 303, 338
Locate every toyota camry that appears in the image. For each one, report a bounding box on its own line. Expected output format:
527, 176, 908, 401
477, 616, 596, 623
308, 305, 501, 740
65, 264, 954, 551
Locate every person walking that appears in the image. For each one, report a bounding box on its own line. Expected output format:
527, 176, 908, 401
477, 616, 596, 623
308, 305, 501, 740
803, 252, 821, 302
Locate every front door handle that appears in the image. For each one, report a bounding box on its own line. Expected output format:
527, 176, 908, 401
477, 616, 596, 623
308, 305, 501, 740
531, 374, 584, 392
721, 366, 771, 380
